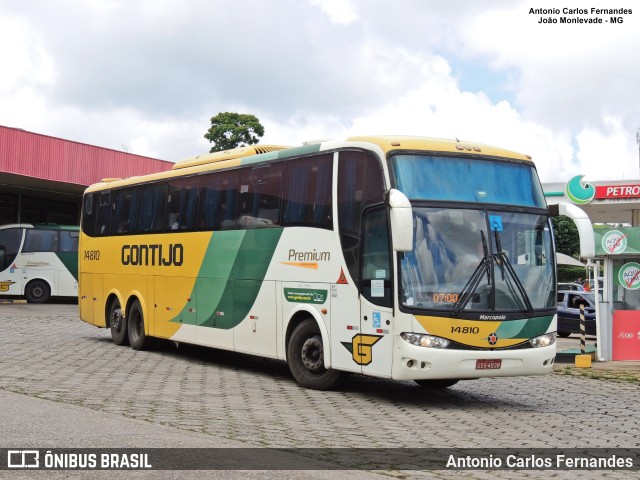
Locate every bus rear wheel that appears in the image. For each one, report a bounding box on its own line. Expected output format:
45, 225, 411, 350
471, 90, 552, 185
287, 319, 345, 390
109, 297, 129, 346
25, 280, 51, 304
127, 300, 151, 351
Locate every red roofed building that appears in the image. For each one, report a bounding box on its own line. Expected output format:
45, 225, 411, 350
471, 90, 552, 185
0, 125, 173, 225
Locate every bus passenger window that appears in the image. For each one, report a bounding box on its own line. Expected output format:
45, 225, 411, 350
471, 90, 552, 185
96, 192, 112, 236
237, 164, 283, 228
199, 171, 238, 230
282, 154, 332, 229
137, 184, 167, 233
110, 188, 138, 235
23, 229, 59, 253
60, 231, 79, 252
166, 180, 199, 231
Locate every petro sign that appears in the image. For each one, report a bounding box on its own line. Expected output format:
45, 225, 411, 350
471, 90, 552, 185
564, 175, 640, 205
596, 184, 640, 199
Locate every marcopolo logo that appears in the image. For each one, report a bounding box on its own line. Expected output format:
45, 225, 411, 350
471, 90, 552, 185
602, 230, 627, 255
565, 175, 595, 205
618, 262, 640, 290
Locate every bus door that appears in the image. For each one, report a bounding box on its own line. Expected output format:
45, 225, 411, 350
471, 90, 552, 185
0, 264, 22, 296
358, 207, 394, 378
330, 207, 394, 377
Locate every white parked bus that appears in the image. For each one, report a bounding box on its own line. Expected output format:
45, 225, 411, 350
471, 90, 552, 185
79, 136, 558, 390
0, 224, 79, 303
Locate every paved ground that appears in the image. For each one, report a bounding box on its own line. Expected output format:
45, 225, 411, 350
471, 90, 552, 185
1, 303, 639, 479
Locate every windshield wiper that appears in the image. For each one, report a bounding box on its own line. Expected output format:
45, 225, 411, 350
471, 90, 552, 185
451, 231, 492, 316
493, 230, 534, 316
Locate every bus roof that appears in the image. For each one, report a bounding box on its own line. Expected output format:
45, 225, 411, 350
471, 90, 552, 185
84, 135, 533, 193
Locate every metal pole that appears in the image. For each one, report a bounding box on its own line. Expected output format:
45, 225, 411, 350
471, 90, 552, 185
637, 128, 640, 176
594, 260, 604, 361
580, 303, 586, 355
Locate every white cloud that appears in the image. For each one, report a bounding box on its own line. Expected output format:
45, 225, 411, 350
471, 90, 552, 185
576, 118, 640, 181
0, 0, 638, 183
308, 0, 358, 25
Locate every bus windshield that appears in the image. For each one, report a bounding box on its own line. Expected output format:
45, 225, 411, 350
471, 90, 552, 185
390, 154, 546, 207
400, 207, 555, 313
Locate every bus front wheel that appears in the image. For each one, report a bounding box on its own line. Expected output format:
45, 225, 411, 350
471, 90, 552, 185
25, 280, 50, 304
127, 300, 151, 351
287, 319, 345, 390
109, 298, 129, 346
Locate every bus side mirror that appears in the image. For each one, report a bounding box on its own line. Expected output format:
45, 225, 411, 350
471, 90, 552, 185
388, 189, 413, 252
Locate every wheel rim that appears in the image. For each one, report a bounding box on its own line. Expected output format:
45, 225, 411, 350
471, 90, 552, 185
300, 335, 324, 373
32, 285, 44, 299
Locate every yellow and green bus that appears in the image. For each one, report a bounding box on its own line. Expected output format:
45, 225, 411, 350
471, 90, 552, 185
0, 223, 79, 303
79, 136, 559, 390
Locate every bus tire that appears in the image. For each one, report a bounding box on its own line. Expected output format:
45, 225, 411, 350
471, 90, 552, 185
25, 280, 51, 304
127, 300, 151, 351
414, 379, 459, 389
287, 318, 345, 390
109, 297, 129, 346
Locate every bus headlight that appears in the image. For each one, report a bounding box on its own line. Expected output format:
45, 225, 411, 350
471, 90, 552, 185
401, 332, 450, 349
529, 332, 556, 348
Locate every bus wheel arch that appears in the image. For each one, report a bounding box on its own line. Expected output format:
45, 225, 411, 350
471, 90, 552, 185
285, 313, 345, 390
24, 279, 51, 304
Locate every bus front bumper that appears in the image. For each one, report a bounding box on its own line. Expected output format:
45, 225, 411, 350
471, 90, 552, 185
392, 341, 556, 381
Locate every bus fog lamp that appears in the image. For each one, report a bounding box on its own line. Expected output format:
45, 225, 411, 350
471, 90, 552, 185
529, 332, 556, 348
401, 332, 450, 349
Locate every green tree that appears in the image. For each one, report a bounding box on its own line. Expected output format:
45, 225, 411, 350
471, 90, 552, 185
204, 112, 265, 153
552, 215, 580, 257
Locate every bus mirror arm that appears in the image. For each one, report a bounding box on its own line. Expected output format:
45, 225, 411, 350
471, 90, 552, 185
388, 189, 413, 252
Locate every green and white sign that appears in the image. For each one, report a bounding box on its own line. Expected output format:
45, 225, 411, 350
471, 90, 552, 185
602, 230, 627, 255
594, 227, 640, 256
284, 288, 328, 304
618, 262, 640, 290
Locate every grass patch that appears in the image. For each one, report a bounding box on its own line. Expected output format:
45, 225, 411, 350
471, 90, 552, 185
553, 365, 640, 384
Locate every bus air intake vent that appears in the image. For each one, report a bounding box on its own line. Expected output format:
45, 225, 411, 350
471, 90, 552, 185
172, 145, 290, 170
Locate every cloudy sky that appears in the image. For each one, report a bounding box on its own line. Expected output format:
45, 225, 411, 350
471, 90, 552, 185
1, 0, 639, 183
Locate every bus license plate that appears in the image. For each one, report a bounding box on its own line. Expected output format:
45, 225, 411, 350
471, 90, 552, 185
476, 359, 502, 370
